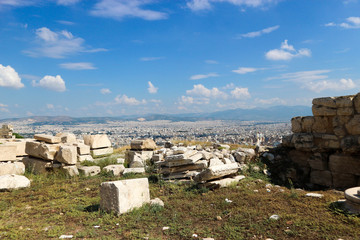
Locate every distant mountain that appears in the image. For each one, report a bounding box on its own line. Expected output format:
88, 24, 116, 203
0, 105, 312, 124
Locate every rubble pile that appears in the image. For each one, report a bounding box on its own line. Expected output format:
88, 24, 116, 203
0, 124, 14, 139
275, 93, 360, 189
155, 143, 251, 188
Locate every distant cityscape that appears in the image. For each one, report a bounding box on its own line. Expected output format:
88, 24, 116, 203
1, 118, 291, 147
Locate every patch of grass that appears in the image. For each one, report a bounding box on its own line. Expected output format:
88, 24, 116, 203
81, 156, 118, 169
1, 171, 360, 240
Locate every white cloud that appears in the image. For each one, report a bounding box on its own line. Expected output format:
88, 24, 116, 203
90, 0, 168, 21
140, 57, 164, 61
57, 0, 81, 6
269, 70, 357, 93
0, 0, 35, 8
114, 94, 146, 105
186, 84, 227, 99
148, 81, 158, 94
230, 87, 251, 99
0, 64, 24, 89
59, 62, 96, 70
222, 83, 235, 89
24, 27, 106, 58
100, 88, 111, 94
255, 97, 286, 105
205, 60, 218, 64
265, 39, 311, 61
232, 67, 264, 74
238, 25, 279, 38
325, 17, 360, 29
46, 104, 54, 109
180, 95, 194, 104
190, 72, 219, 80
32, 75, 66, 92
0, 103, 7, 107
57, 20, 75, 25
187, 0, 279, 11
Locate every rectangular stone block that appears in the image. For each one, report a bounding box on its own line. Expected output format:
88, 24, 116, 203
335, 95, 354, 108
194, 163, 239, 182
329, 154, 360, 175
74, 143, 90, 155
34, 134, 61, 144
337, 107, 354, 116
130, 139, 156, 150
312, 117, 333, 134
100, 178, 150, 215
308, 153, 328, 170
313, 97, 336, 108
301, 116, 314, 133
162, 171, 200, 180
22, 157, 52, 174
332, 173, 357, 189
200, 175, 245, 190
0, 145, 17, 161
91, 147, 113, 157
160, 160, 208, 174
310, 170, 332, 187
4, 141, 27, 156
291, 117, 302, 133
289, 149, 311, 167
312, 105, 336, 117
291, 134, 313, 151
0, 162, 25, 175
78, 154, 94, 162
345, 115, 360, 135
55, 146, 77, 165
313, 134, 340, 149
25, 141, 60, 161
83, 134, 111, 149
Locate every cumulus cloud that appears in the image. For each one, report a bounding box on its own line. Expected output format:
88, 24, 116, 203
140, 57, 164, 61
232, 67, 264, 74
230, 87, 251, 99
238, 25, 279, 38
190, 73, 219, 80
148, 81, 158, 94
90, 0, 168, 21
325, 16, 360, 29
114, 94, 146, 105
265, 40, 311, 61
100, 88, 111, 94
187, 0, 280, 11
46, 103, 54, 109
59, 62, 96, 70
186, 84, 227, 99
24, 27, 106, 58
0, 64, 24, 89
32, 75, 66, 92
269, 70, 357, 93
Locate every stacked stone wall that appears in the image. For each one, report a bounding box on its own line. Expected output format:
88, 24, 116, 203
280, 94, 360, 189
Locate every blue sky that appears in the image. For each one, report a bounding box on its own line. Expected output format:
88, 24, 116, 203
0, 0, 360, 118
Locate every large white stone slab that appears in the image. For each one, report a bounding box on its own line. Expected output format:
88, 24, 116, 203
103, 164, 125, 176
194, 163, 239, 182
78, 166, 101, 176
0, 145, 17, 161
83, 134, 111, 149
25, 141, 60, 161
34, 134, 61, 144
0, 174, 30, 190
123, 168, 145, 174
100, 178, 150, 215
0, 162, 25, 175
91, 147, 113, 157
4, 140, 27, 156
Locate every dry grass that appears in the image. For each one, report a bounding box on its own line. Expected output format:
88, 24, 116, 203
0, 169, 359, 240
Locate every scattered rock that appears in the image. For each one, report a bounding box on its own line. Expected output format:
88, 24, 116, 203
305, 193, 324, 198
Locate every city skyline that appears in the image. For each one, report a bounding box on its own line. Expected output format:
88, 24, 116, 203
0, 0, 359, 118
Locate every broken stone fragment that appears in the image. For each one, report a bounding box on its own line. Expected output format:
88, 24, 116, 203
160, 160, 207, 174
56, 133, 77, 143
130, 139, 156, 150
25, 141, 60, 161
34, 134, 61, 144
0, 162, 25, 175
0, 174, 30, 190
55, 146, 77, 165
123, 168, 145, 174
0, 145, 17, 161
103, 164, 125, 176
78, 166, 101, 176
194, 162, 239, 182
83, 134, 111, 149
91, 147, 113, 157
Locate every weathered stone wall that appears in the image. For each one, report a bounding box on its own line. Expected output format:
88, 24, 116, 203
279, 93, 360, 189
0, 124, 14, 139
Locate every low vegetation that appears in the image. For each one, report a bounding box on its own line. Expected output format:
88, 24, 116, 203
1, 164, 360, 240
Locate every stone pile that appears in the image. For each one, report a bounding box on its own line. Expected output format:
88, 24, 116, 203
0, 124, 14, 139
24, 134, 79, 175
155, 144, 250, 188
84, 134, 113, 158
125, 139, 156, 168
277, 93, 360, 189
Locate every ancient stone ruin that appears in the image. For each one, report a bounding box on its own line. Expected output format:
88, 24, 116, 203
0, 124, 14, 139
274, 93, 360, 189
